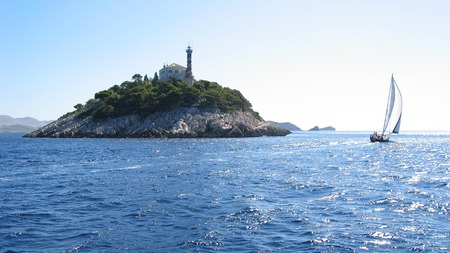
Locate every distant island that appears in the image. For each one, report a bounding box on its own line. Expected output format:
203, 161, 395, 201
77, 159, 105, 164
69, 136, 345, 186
266, 121, 302, 131
308, 126, 336, 131
25, 78, 290, 138
0, 115, 52, 133
267, 122, 337, 132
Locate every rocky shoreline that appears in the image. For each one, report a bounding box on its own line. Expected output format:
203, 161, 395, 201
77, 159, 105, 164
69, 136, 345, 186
24, 107, 290, 138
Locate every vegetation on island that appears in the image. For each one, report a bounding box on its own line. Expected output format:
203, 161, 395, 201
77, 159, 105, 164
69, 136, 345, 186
71, 74, 259, 120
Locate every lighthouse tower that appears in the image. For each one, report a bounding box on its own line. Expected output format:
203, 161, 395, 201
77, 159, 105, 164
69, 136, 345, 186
185, 46, 194, 84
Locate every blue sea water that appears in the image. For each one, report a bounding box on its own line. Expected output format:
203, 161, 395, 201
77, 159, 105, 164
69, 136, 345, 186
1, 131, 449, 252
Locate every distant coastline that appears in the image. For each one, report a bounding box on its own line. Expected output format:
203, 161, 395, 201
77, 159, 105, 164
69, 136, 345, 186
266, 122, 336, 132
0, 115, 52, 133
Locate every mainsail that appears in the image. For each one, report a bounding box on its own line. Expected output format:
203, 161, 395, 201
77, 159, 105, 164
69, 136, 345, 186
381, 75, 403, 136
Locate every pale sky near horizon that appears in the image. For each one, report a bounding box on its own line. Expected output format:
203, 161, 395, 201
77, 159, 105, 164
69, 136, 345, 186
1, 0, 450, 131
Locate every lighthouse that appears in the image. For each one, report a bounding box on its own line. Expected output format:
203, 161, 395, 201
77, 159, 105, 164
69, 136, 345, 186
185, 46, 194, 84
158, 46, 195, 85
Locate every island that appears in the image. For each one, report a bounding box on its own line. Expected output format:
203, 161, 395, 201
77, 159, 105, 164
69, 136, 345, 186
25, 78, 290, 138
266, 121, 302, 131
308, 126, 336, 131
26, 46, 290, 138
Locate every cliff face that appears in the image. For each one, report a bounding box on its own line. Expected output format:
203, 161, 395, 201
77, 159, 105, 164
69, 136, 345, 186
24, 107, 290, 138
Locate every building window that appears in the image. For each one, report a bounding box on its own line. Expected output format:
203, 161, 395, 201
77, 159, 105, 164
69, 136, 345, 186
169, 70, 172, 73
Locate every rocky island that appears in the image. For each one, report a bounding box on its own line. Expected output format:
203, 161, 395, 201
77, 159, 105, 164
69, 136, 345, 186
308, 126, 336, 131
25, 78, 290, 138
267, 121, 302, 131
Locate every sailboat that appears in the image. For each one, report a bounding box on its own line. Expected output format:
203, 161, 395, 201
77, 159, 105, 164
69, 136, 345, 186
370, 74, 403, 142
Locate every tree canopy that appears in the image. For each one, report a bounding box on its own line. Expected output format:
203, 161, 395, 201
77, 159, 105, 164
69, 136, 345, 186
75, 76, 259, 120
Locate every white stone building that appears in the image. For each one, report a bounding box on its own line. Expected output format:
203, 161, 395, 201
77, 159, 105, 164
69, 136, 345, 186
159, 46, 195, 84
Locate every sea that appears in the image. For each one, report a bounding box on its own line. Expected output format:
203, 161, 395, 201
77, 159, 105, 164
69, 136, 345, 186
1, 131, 449, 252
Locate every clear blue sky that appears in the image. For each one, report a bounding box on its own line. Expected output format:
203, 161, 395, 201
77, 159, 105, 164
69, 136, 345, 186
1, 0, 450, 131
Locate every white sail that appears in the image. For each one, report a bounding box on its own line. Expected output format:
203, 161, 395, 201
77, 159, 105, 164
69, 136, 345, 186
382, 75, 403, 135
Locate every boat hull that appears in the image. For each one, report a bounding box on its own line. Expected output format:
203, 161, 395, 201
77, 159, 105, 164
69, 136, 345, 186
370, 132, 390, 142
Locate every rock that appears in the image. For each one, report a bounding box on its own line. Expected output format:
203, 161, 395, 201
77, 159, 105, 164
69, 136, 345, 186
24, 107, 290, 138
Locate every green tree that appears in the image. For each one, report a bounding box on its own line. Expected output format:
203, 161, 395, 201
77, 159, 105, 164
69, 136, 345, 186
108, 84, 121, 93
132, 74, 142, 83
95, 90, 112, 100
74, 103, 83, 110
86, 99, 97, 106
152, 72, 159, 84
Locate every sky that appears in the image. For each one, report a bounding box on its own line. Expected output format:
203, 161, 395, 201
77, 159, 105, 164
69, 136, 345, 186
1, 0, 450, 131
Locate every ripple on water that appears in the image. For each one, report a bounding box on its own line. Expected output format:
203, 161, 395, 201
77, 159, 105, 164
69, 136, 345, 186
1, 132, 450, 252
